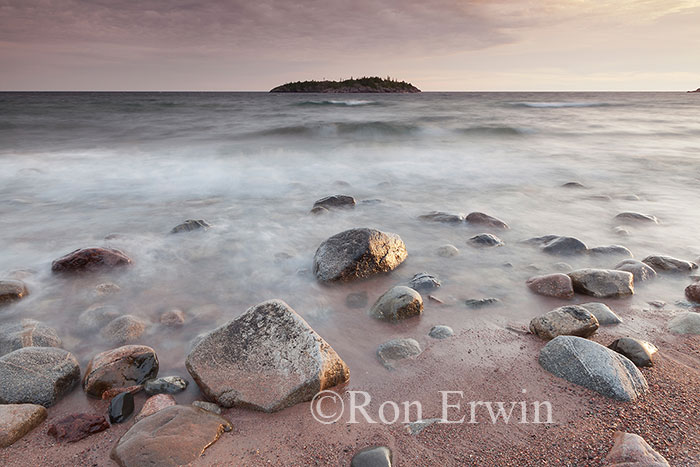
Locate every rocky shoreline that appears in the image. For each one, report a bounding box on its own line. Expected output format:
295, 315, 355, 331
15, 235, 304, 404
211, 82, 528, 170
1, 189, 700, 466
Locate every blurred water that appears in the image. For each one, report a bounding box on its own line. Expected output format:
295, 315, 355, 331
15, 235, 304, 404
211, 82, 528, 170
1, 91, 699, 390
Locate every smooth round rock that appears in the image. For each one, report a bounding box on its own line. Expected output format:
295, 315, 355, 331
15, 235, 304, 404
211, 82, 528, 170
541, 236, 588, 256
369, 286, 423, 321
428, 325, 454, 339
0, 319, 62, 357
77, 305, 122, 333
0, 404, 47, 448
101, 315, 148, 345
51, 247, 132, 273
529, 305, 600, 340
608, 338, 658, 367
589, 245, 633, 257
407, 272, 441, 292
0, 347, 81, 407
376, 338, 422, 370
311, 195, 356, 212
83, 345, 159, 398
685, 283, 700, 303
642, 255, 698, 273
526, 274, 574, 299
466, 212, 509, 229
0, 280, 29, 305
468, 233, 504, 247
419, 211, 464, 223
615, 260, 657, 283
614, 212, 658, 224
579, 303, 623, 325
668, 312, 700, 334
568, 269, 634, 298
436, 244, 459, 257
351, 446, 393, 467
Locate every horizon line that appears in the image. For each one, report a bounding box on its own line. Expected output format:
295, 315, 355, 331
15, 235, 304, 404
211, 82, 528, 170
0, 89, 694, 93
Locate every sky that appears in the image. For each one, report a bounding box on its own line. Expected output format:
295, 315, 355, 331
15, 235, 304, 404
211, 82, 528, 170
1, 0, 699, 91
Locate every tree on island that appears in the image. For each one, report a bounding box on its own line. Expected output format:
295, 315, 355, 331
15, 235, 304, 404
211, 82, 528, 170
270, 76, 421, 93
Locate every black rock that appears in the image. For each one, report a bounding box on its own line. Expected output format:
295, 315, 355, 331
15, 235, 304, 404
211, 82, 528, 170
109, 392, 134, 424
170, 219, 211, 234
351, 446, 392, 467
468, 233, 504, 247
311, 195, 356, 213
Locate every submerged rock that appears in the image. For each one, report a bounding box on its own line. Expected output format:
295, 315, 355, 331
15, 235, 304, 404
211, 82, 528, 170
109, 391, 135, 424
418, 211, 465, 223
0, 279, 29, 305
529, 305, 599, 340
311, 195, 356, 212
465, 297, 500, 309
95, 282, 121, 296
136, 394, 176, 422
685, 283, 700, 303
77, 305, 122, 333
377, 338, 422, 370
47, 413, 109, 443
579, 303, 623, 325
642, 255, 698, 273
615, 260, 657, 283
369, 286, 423, 321
191, 400, 222, 415
407, 272, 441, 292
83, 345, 159, 398
468, 233, 504, 247
436, 244, 460, 257
568, 269, 634, 298
466, 212, 509, 229
159, 308, 186, 326
101, 315, 148, 345
345, 291, 368, 309
313, 228, 407, 283
526, 274, 574, 299
0, 319, 62, 357
0, 347, 81, 407
0, 404, 47, 448
603, 431, 669, 467
608, 338, 658, 367
428, 325, 454, 339
186, 300, 349, 412
614, 212, 658, 224
51, 247, 132, 273
144, 376, 188, 395
589, 245, 633, 257
170, 219, 211, 234
541, 236, 588, 256
351, 446, 393, 467
539, 336, 648, 401
668, 312, 700, 334
110, 405, 231, 467
562, 181, 586, 188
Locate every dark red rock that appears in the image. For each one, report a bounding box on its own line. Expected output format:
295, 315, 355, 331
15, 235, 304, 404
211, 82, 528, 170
686, 283, 700, 303
51, 248, 131, 274
526, 274, 575, 299
83, 345, 158, 398
47, 413, 109, 443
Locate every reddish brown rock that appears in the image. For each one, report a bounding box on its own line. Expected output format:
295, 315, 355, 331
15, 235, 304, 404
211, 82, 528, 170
83, 345, 158, 398
0, 404, 47, 448
526, 273, 574, 299
47, 413, 109, 443
465, 212, 509, 229
110, 405, 231, 467
101, 385, 143, 400
135, 394, 176, 421
51, 247, 131, 274
686, 283, 700, 303
603, 431, 669, 466
0, 279, 29, 305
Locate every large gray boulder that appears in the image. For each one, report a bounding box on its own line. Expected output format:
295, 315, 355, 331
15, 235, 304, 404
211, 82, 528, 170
186, 300, 349, 412
539, 336, 648, 401
0, 319, 62, 357
642, 255, 697, 273
369, 286, 423, 321
529, 306, 599, 340
579, 303, 623, 325
614, 260, 657, 283
0, 347, 81, 407
568, 269, 634, 298
313, 228, 407, 282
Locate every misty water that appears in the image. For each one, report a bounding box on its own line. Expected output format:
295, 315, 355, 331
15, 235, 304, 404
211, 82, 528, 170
1, 92, 699, 406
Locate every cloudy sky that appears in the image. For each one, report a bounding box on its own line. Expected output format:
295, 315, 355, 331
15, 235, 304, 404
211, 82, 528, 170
1, 0, 699, 91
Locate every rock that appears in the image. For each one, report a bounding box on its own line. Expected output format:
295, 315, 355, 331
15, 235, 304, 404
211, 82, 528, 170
369, 286, 423, 321
562, 181, 586, 188
136, 394, 176, 421
580, 303, 623, 325
313, 228, 407, 283
0, 279, 29, 305
608, 338, 658, 367
428, 325, 454, 339
346, 292, 368, 309
642, 255, 698, 273
589, 245, 633, 257
0, 347, 80, 407
159, 309, 186, 326
311, 195, 356, 212
685, 283, 700, 303
418, 211, 464, 223
110, 406, 231, 467
648, 300, 666, 309
524, 235, 561, 246
436, 244, 460, 257
468, 233, 504, 247
311, 206, 329, 215
668, 312, 700, 334
539, 336, 648, 401
407, 272, 441, 292
191, 401, 222, 415
526, 274, 574, 299
101, 315, 148, 344
170, 219, 211, 234
185, 300, 349, 412
351, 446, 392, 467
77, 305, 122, 333
51, 247, 132, 273
614, 212, 658, 224
613, 226, 631, 237
376, 338, 422, 370
553, 262, 573, 272
0, 404, 47, 448
0, 319, 62, 357
144, 376, 188, 395
95, 282, 121, 296
101, 385, 142, 401
603, 431, 669, 467
615, 260, 657, 283
83, 345, 159, 398
541, 236, 588, 256
466, 212, 509, 229
465, 298, 500, 309
529, 306, 599, 340
568, 269, 634, 298
109, 391, 135, 423
47, 413, 109, 443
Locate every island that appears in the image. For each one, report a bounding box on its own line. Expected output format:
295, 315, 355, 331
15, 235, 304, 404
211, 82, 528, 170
688, 88, 700, 93
270, 76, 420, 93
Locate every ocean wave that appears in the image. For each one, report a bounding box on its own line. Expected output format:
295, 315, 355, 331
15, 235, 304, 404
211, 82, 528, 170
509, 102, 613, 109
243, 120, 420, 138
457, 125, 529, 136
294, 99, 379, 107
